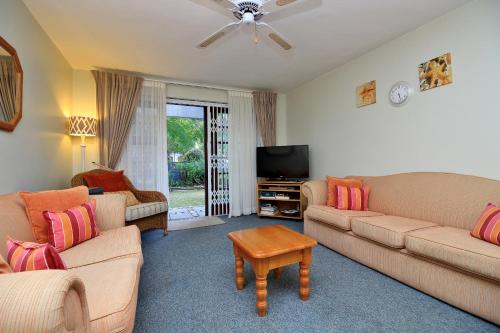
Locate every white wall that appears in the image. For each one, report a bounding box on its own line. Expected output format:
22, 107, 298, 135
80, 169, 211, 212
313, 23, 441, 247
286, 0, 500, 181
71, 70, 288, 174
0, 1, 73, 193
167, 84, 228, 103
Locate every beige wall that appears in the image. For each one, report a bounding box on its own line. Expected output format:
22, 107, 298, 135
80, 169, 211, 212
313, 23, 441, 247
71, 70, 287, 174
72, 70, 99, 173
286, 0, 500, 180
0, 1, 73, 193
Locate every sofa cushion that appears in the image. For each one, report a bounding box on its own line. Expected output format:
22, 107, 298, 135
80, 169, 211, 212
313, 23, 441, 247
126, 202, 168, 221
6, 239, 67, 272
19, 186, 89, 244
334, 185, 370, 211
60, 225, 142, 269
326, 176, 362, 207
104, 190, 140, 207
83, 170, 129, 192
351, 216, 439, 248
0, 193, 34, 259
305, 205, 383, 230
0, 254, 11, 274
71, 256, 140, 332
44, 199, 100, 252
406, 226, 500, 281
470, 203, 500, 246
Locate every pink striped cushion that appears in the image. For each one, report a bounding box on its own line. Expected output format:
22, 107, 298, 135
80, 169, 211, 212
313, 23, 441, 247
335, 185, 370, 211
470, 203, 500, 246
6, 239, 67, 272
43, 199, 100, 252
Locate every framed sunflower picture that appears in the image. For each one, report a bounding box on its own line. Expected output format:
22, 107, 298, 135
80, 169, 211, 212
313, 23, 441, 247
418, 52, 453, 91
356, 80, 376, 108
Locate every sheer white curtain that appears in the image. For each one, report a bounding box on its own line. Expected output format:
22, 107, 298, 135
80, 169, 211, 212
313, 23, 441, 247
228, 91, 257, 217
118, 80, 169, 195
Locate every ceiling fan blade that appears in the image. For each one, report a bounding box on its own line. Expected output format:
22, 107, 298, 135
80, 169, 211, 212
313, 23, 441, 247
256, 22, 292, 50
198, 21, 241, 48
276, 0, 297, 6
268, 32, 292, 50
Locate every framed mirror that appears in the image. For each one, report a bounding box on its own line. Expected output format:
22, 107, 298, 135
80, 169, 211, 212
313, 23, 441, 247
0, 36, 23, 132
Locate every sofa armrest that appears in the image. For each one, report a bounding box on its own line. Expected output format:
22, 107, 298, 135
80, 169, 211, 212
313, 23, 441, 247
91, 194, 127, 231
0, 270, 90, 333
303, 180, 328, 206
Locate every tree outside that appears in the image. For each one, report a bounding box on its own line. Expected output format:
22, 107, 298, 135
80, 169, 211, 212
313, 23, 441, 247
167, 112, 205, 211
167, 117, 204, 157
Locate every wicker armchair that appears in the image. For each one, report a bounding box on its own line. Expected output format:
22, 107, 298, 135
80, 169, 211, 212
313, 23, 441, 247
71, 169, 168, 234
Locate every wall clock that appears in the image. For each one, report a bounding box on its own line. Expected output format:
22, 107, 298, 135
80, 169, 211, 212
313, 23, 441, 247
389, 81, 413, 106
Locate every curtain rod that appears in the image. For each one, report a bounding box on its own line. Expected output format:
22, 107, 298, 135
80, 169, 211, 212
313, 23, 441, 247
148, 76, 254, 93
93, 67, 255, 93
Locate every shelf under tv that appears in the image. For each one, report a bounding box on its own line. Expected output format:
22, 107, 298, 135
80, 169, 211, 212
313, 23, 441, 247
257, 180, 306, 221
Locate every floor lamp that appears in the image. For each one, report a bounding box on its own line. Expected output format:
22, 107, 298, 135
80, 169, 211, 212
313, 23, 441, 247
69, 116, 97, 172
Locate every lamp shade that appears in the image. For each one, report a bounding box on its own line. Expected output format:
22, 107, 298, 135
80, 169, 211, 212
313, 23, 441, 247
69, 116, 97, 137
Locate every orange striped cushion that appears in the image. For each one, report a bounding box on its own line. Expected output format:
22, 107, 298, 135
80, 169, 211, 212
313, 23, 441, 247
335, 185, 370, 211
6, 239, 67, 272
326, 176, 363, 207
43, 199, 100, 252
470, 203, 500, 246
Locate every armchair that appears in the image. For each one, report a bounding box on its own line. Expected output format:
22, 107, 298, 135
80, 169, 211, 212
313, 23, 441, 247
71, 169, 168, 234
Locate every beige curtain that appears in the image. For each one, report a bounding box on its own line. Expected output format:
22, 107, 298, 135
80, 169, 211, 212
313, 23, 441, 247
0, 56, 16, 122
92, 70, 144, 169
253, 91, 277, 147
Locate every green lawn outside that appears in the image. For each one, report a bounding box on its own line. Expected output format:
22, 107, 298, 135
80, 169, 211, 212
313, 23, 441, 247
169, 189, 205, 208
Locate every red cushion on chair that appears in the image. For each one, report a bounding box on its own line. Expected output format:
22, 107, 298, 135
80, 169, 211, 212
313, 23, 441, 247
83, 171, 129, 192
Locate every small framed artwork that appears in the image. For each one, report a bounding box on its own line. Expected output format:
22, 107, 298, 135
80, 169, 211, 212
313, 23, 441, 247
356, 80, 376, 108
418, 52, 453, 91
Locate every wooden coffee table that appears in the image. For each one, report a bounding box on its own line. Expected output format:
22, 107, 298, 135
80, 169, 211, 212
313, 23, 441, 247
227, 225, 317, 316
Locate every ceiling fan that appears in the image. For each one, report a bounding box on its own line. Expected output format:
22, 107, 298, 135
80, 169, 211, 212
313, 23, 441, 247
198, 0, 299, 50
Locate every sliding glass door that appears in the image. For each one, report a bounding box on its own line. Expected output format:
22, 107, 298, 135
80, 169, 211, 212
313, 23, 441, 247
166, 101, 229, 219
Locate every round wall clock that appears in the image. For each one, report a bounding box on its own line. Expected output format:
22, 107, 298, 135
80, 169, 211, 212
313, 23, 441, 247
389, 81, 413, 106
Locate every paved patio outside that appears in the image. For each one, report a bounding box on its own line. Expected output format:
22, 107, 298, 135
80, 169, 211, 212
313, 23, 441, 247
169, 206, 205, 221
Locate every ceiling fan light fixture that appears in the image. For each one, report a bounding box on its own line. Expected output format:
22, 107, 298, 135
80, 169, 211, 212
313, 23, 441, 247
198, 0, 296, 50
242, 12, 255, 24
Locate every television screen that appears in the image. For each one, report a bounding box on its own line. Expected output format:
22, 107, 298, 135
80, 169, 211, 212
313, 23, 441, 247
257, 145, 309, 179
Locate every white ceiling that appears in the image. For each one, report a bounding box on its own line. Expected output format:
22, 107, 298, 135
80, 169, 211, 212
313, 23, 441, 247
23, 0, 469, 91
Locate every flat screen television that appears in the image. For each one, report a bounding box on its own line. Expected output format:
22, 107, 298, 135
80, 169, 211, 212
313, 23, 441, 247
257, 145, 309, 180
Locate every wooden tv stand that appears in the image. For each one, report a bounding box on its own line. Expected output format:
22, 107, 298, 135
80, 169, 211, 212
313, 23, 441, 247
256, 180, 306, 220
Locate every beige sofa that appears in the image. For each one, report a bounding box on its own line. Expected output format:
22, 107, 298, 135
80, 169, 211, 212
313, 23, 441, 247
303, 172, 500, 325
0, 192, 143, 333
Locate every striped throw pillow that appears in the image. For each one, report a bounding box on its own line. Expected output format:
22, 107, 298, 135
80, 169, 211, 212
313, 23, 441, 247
6, 239, 67, 272
43, 199, 100, 252
335, 185, 370, 211
470, 203, 500, 246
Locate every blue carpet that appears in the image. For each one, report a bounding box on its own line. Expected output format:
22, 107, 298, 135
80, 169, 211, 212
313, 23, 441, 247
135, 215, 499, 333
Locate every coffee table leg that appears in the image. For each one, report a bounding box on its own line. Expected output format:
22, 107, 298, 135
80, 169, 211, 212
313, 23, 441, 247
299, 263, 310, 300
233, 245, 245, 290
299, 248, 312, 301
273, 267, 283, 280
256, 274, 268, 317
